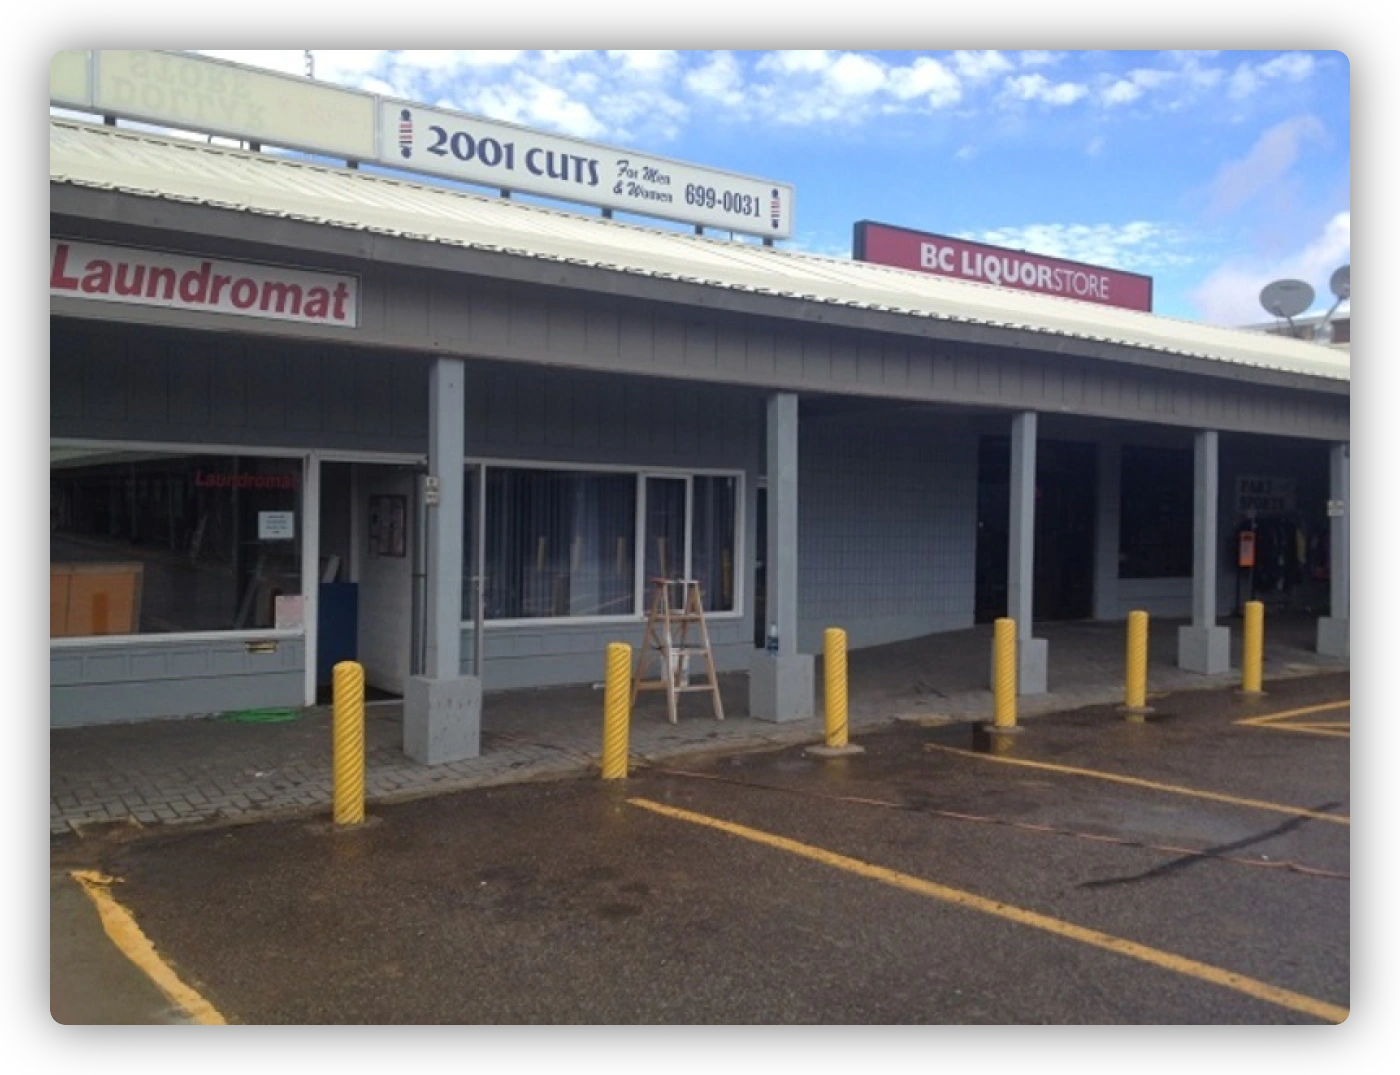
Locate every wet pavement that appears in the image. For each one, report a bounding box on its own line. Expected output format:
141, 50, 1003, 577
51, 670, 1350, 1024
50, 613, 1346, 839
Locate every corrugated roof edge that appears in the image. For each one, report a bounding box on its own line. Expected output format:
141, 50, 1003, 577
49, 117, 1349, 386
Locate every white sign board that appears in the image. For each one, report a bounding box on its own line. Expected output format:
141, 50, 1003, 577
50, 240, 359, 328
380, 101, 794, 239
258, 511, 296, 540
52, 50, 797, 242
49, 50, 92, 110
1235, 476, 1297, 516
92, 50, 377, 160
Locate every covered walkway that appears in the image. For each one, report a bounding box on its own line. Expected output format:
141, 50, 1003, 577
51, 612, 1344, 838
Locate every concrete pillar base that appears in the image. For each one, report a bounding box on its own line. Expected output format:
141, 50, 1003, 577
990, 637, 1048, 696
404, 675, 481, 765
1177, 624, 1231, 675
1316, 617, 1349, 659
749, 651, 814, 723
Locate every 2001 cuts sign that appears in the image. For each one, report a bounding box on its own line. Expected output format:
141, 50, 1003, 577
379, 102, 793, 239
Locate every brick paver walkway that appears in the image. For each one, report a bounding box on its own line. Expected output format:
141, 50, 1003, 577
51, 614, 1345, 838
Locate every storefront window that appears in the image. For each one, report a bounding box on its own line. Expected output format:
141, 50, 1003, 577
1119, 445, 1192, 579
483, 468, 637, 619
692, 475, 738, 612
50, 447, 303, 637
465, 466, 741, 621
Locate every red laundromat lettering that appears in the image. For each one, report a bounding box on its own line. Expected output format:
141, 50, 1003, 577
50, 243, 353, 324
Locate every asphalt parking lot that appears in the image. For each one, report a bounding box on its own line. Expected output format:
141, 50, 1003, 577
51, 672, 1349, 1024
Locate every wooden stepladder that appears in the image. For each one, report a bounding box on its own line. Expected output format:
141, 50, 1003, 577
632, 578, 725, 724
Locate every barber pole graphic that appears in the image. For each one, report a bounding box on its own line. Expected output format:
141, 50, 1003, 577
398, 109, 414, 159
770, 188, 781, 230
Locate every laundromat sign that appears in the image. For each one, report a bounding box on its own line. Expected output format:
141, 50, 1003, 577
50, 240, 359, 327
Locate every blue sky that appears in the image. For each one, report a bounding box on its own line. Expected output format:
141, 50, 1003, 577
182, 49, 1351, 328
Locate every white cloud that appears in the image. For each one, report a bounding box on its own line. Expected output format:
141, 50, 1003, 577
1189, 211, 1349, 325
886, 56, 962, 107
958, 220, 1191, 273
1103, 79, 1144, 106
395, 51, 467, 72
757, 50, 832, 75
953, 50, 1012, 80
1259, 52, 1316, 81
1017, 51, 1062, 67
1201, 114, 1327, 218
827, 53, 886, 96
606, 50, 679, 76
684, 51, 745, 106
541, 51, 589, 65
1228, 51, 1315, 101
458, 51, 527, 68
1101, 67, 1176, 107
1003, 73, 1088, 107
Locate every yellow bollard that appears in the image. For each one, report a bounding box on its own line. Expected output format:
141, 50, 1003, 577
1242, 600, 1265, 695
331, 660, 366, 827
1124, 610, 1151, 719
823, 627, 849, 749
601, 642, 632, 779
993, 617, 1017, 729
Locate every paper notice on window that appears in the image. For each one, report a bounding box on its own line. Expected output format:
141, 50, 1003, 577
274, 595, 305, 630
259, 511, 296, 540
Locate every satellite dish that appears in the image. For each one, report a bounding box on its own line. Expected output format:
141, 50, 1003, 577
1330, 264, 1350, 301
1260, 279, 1315, 319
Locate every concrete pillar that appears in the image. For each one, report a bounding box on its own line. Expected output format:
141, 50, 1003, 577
1091, 438, 1122, 622
1005, 412, 1047, 694
750, 392, 814, 722
404, 357, 482, 763
1317, 442, 1349, 657
1177, 429, 1230, 674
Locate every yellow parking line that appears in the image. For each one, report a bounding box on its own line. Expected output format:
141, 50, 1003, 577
70, 870, 227, 1025
1235, 701, 1349, 727
923, 744, 1348, 825
1255, 724, 1350, 739
627, 797, 1347, 1024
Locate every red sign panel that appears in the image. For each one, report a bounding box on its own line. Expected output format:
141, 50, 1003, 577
853, 221, 1153, 312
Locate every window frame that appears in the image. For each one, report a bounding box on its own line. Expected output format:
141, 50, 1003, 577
49, 436, 314, 645
463, 457, 745, 628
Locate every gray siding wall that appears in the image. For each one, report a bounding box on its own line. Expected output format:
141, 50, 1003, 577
53, 243, 1350, 444
50, 635, 304, 727
797, 409, 979, 653
50, 321, 431, 454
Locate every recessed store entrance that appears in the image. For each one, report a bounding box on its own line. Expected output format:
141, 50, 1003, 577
975, 437, 1097, 624
316, 460, 424, 704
